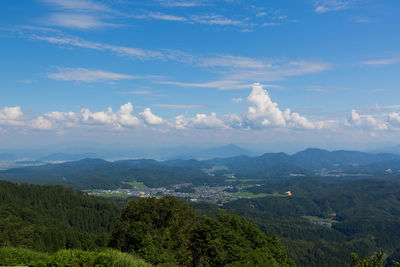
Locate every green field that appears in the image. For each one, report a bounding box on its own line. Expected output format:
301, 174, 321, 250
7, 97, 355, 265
127, 180, 147, 188
231, 192, 287, 198
211, 165, 230, 171
89, 190, 131, 199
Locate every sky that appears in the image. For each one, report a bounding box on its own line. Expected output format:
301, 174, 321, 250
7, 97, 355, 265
1, 0, 400, 153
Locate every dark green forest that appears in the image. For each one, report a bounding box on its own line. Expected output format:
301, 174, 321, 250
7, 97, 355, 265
0, 161, 400, 266
0, 180, 293, 266
214, 178, 400, 266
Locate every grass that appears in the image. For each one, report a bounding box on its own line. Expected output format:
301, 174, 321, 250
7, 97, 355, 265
0, 247, 151, 267
211, 165, 230, 171
231, 192, 287, 198
127, 180, 147, 188
88, 190, 131, 199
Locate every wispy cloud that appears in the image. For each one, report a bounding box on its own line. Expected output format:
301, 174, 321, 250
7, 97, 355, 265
314, 0, 352, 14
352, 16, 373, 24
39, 0, 119, 29
153, 104, 207, 109
148, 12, 187, 21
18, 79, 37, 84
200, 55, 268, 69
30, 33, 165, 60
44, 13, 117, 29
159, 59, 330, 90
158, 80, 253, 90
190, 14, 245, 26
40, 0, 112, 13
361, 58, 400, 66
156, 0, 205, 7
47, 67, 138, 82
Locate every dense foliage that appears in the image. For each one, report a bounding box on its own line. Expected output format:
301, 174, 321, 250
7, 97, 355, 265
0, 180, 121, 252
0, 247, 150, 267
110, 196, 295, 266
211, 178, 400, 266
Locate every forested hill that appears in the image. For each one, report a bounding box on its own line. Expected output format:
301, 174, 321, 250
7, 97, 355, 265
0, 180, 294, 266
2, 148, 400, 190
216, 178, 400, 266
0, 180, 121, 252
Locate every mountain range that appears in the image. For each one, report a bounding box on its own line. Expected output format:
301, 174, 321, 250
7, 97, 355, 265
1, 148, 400, 189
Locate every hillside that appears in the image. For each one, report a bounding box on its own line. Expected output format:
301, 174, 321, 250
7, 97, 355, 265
0, 180, 294, 266
2, 148, 400, 190
0, 180, 121, 252
216, 178, 400, 266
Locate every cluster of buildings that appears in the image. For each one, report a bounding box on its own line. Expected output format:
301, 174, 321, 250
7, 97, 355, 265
89, 183, 257, 204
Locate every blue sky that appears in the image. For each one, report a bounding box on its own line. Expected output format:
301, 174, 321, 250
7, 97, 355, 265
1, 0, 400, 152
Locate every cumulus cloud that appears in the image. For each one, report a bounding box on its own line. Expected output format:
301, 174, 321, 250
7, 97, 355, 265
140, 108, 164, 125
0, 106, 24, 126
238, 83, 315, 130
7, 85, 400, 135
45, 111, 76, 121
175, 113, 227, 130
347, 109, 388, 130
31, 116, 53, 130
81, 102, 140, 128
388, 112, 400, 128
117, 103, 141, 127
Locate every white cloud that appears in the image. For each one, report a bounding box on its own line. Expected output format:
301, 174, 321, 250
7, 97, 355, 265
154, 104, 207, 109
81, 107, 116, 125
47, 67, 138, 82
190, 15, 244, 26
30, 33, 165, 60
388, 112, 400, 128
0, 106, 24, 126
223, 113, 243, 128
40, 0, 112, 13
284, 110, 316, 130
39, 0, 119, 30
175, 112, 227, 130
45, 13, 116, 29
200, 55, 267, 69
80, 103, 140, 128
148, 12, 187, 21
156, 0, 204, 7
162, 59, 330, 90
0, 106, 23, 121
244, 83, 286, 128
45, 111, 76, 121
314, 0, 352, 13
347, 109, 388, 130
118, 103, 141, 127
159, 80, 252, 90
262, 22, 280, 27
31, 116, 53, 130
361, 58, 400, 66
140, 108, 164, 125
242, 83, 315, 130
